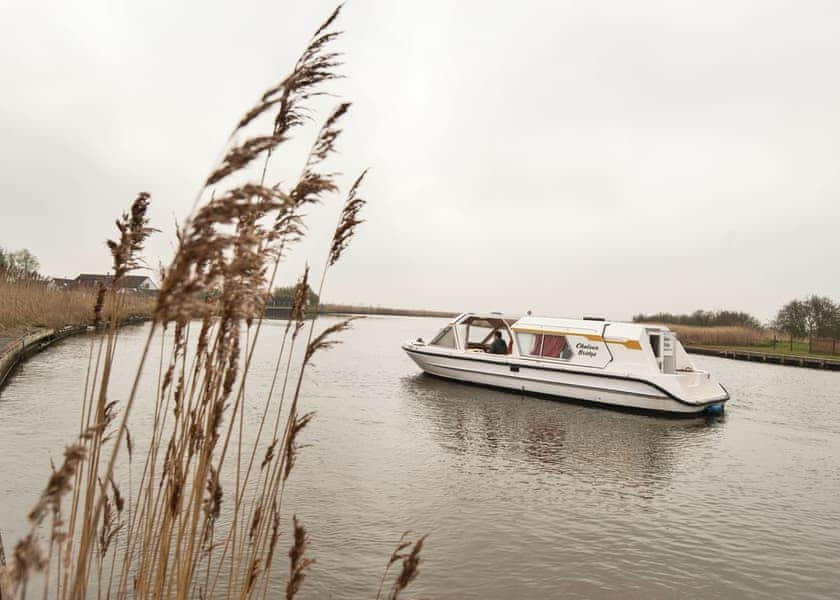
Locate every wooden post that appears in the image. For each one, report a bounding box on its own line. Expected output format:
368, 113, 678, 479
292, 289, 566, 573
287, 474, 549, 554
0, 528, 5, 600
790, 335, 793, 351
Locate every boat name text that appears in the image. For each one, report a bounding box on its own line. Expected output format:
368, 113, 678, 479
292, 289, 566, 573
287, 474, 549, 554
575, 342, 600, 357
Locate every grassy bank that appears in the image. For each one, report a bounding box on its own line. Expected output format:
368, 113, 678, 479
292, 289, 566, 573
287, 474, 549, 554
665, 325, 773, 347
0, 276, 154, 335
645, 323, 838, 359
690, 341, 824, 357
320, 303, 457, 318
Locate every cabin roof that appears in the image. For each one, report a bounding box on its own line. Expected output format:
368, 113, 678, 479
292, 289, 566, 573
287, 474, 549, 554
512, 316, 669, 335
455, 312, 520, 325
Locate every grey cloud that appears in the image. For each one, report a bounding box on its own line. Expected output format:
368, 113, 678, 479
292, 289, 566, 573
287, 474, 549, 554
1, 0, 838, 322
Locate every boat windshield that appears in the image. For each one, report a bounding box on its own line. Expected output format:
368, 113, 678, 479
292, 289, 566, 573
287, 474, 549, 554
461, 316, 513, 353
430, 326, 457, 349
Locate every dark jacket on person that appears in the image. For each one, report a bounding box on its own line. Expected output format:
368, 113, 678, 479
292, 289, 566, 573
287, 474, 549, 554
489, 337, 508, 354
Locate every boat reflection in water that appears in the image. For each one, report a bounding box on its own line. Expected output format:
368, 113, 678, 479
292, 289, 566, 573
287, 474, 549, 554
401, 371, 724, 495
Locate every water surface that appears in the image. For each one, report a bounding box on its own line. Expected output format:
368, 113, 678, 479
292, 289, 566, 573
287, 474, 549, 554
0, 317, 838, 598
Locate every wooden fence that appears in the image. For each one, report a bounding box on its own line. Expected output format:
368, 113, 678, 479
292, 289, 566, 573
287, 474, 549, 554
810, 337, 840, 356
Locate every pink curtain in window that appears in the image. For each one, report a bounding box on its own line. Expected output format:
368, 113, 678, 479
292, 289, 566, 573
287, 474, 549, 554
531, 334, 543, 355
541, 335, 566, 358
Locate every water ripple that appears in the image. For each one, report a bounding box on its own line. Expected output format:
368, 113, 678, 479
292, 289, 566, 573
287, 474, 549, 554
0, 317, 838, 598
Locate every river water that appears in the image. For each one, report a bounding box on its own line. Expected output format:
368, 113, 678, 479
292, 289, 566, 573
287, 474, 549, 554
0, 317, 838, 599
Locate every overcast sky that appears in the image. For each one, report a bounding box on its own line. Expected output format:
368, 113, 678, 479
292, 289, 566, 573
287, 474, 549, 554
1, 0, 838, 321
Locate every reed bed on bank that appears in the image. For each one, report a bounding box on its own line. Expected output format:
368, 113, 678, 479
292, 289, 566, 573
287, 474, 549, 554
662, 324, 773, 347
0, 7, 425, 599
319, 303, 457, 318
0, 276, 154, 335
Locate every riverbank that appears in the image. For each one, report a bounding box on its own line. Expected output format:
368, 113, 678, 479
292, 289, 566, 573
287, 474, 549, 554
647, 323, 840, 370
0, 275, 154, 334
0, 327, 84, 389
0, 317, 150, 390
1, 300, 448, 390
686, 345, 840, 371
265, 304, 458, 319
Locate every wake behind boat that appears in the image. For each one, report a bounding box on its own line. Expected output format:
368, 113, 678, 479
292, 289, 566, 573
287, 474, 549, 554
402, 312, 729, 414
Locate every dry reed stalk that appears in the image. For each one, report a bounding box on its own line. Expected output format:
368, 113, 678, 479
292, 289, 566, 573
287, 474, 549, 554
68, 194, 157, 599
284, 516, 313, 600
375, 532, 412, 600
658, 324, 773, 347
2, 6, 428, 600
203, 270, 309, 596
219, 124, 369, 595
0, 276, 154, 335
387, 534, 427, 600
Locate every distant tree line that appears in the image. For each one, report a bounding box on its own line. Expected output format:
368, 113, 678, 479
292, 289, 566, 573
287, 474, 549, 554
632, 309, 762, 329
0, 247, 40, 277
635, 295, 840, 341
773, 295, 840, 340
269, 285, 319, 307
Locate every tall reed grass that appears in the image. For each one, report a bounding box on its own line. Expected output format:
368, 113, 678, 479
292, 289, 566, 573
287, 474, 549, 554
662, 324, 773, 347
0, 274, 154, 335
0, 7, 425, 599
318, 304, 457, 318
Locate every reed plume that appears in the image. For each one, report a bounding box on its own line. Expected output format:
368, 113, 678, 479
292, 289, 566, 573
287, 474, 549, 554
304, 316, 360, 364
329, 170, 367, 266
27, 444, 86, 527
1, 6, 428, 600
289, 266, 310, 335
285, 517, 314, 600
282, 411, 315, 482
92, 285, 106, 328
2, 535, 46, 596
236, 4, 343, 135
388, 534, 427, 600
106, 192, 155, 284
374, 532, 428, 600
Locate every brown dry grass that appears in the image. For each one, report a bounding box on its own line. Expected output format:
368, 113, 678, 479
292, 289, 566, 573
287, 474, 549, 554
0, 7, 426, 600
0, 277, 154, 335
319, 303, 457, 318
662, 324, 773, 347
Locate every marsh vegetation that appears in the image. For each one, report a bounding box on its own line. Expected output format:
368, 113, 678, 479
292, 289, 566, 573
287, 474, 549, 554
0, 7, 425, 599
0, 271, 154, 335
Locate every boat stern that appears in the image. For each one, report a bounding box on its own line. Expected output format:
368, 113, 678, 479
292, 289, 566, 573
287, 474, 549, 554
668, 370, 730, 412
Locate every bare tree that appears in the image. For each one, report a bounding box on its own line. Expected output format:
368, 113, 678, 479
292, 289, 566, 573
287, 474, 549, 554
12, 249, 40, 274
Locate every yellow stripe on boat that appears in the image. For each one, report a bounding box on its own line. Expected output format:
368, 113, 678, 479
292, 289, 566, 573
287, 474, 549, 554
511, 327, 642, 350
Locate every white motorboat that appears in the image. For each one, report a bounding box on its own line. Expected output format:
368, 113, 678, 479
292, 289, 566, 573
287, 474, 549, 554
402, 312, 729, 414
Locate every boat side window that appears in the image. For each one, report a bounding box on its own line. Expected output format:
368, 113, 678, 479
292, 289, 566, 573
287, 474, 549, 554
649, 334, 661, 358
540, 334, 570, 358
467, 324, 494, 350
430, 326, 457, 349
517, 332, 572, 359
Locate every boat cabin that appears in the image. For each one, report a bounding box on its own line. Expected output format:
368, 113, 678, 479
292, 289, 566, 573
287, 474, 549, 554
424, 312, 695, 375
428, 313, 518, 354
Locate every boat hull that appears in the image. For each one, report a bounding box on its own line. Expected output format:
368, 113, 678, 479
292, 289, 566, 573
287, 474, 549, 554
403, 344, 728, 415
